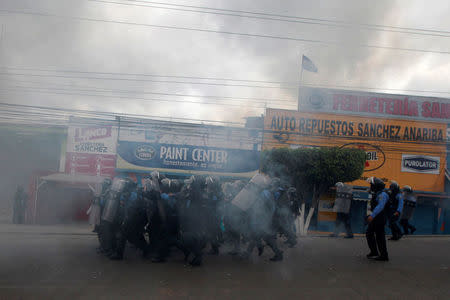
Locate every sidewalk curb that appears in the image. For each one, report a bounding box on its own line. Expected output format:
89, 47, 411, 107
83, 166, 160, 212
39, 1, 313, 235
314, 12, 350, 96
0, 232, 96, 236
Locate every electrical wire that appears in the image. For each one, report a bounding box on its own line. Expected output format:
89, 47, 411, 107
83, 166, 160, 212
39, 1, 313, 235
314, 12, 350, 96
0, 86, 291, 110
90, 0, 450, 38
116, 0, 450, 37
0, 77, 297, 104
0, 101, 246, 125
0, 71, 290, 89
1, 8, 450, 55
2, 67, 450, 96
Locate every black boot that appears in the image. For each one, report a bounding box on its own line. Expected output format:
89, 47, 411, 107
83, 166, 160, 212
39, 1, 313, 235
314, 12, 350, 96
190, 255, 202, 266
208, 246, 219, 255
109, 253, 123, 260
257, 245, 265, 256
375, 256, 389, 261
270, 251, 283, 262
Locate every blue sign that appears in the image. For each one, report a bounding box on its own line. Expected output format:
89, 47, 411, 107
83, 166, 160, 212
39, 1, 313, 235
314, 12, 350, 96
117, 141, 260, 174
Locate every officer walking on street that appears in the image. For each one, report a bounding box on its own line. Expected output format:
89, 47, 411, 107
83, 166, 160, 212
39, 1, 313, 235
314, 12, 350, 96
400, 185, 417, 235
330, 182, 353, 238
366, 177, 389, 261
387, 181, 404, 241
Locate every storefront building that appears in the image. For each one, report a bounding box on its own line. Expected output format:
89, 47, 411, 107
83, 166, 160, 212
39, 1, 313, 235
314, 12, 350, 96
263, 87, 450, 234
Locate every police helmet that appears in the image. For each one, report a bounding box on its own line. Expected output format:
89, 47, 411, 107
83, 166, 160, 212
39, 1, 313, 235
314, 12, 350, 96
170, 179, 182, 193
402, 185, 413, 193
102, 178, 112, 187
150, 171, 161, 181
126, 178, 137, 191
160, 178, 171, 193
143, 177, 160, 193
335, 182, 344, 188
271, 177, 281, 189
389, 180, 400, 193
368, 177, 385, 192
287, 187, 297, 197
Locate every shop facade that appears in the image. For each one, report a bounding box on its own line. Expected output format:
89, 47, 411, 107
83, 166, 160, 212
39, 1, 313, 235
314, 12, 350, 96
263, 87, 450, 234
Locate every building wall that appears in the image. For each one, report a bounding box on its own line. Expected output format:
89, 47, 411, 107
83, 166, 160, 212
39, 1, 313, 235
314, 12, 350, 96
263, 108, 449, 234
0, 126, 65, 223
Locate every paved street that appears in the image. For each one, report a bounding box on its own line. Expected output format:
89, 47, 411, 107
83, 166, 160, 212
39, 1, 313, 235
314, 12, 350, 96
0, 224, 449, 300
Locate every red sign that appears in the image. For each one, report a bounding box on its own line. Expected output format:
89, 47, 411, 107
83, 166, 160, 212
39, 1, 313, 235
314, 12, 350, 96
299, 87, 450, 121
65, 153, 116, 177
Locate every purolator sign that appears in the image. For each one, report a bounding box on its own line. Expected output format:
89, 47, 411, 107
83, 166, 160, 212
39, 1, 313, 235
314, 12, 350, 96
263, 108, 447, 192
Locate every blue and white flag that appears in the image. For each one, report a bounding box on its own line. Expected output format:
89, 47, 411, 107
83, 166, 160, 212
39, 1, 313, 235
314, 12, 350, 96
302, 55, 318, 73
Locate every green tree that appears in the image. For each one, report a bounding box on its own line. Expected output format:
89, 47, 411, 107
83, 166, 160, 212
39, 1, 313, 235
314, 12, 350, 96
261, 146, 366, 234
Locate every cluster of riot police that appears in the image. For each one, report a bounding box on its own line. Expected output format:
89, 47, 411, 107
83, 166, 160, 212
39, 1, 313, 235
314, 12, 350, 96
89, 172, 300, 266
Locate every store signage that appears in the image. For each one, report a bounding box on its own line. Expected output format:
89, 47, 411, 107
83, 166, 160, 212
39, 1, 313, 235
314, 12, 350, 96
268, 113, 445, 143
299, 87, 450, 121
264, 108, 447, 192
117, 141, 259, 174
340, 143, 385, 172
401, 154, 440, 174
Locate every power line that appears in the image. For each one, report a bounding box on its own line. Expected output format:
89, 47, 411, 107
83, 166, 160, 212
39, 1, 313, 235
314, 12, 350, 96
2, 69, 450, 97
0, 86, 279, 109
0, 80, 295, 105
0, 102, 247, 125
90, 0, 450, 38
0, 71, 290, 89
1, 8, 450, 55
0, 66, 290, 84
114, 0, 450, 37
0, 77, 296, 104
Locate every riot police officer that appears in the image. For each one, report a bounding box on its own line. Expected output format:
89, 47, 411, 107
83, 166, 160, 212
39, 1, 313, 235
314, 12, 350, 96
330, 182, 354, 238
273, 182, 297, 247
366, 177, 389, 261
205, 176, 223, 255
95, 178, 112, 254
178, 175, 208, 266
387, 181, 404, 241
151, 177, 178, 263
12, 186, 27, 224
110, 178, 148, 260
100, 177, 128, 258
142, 171, 168, 262
243, 178, 283, 262
400, 185, 417, 235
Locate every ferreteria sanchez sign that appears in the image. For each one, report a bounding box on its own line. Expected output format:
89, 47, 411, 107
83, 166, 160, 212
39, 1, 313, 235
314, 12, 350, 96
267, 109, 445, 143
299, 87, 450, 122
401, 154, 440, 174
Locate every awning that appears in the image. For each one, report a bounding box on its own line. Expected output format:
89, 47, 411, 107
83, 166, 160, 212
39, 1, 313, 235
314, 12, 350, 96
40, 173, 108, 185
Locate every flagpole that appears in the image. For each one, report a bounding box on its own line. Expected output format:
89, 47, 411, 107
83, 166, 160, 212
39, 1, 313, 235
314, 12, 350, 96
298, 55, 304, 112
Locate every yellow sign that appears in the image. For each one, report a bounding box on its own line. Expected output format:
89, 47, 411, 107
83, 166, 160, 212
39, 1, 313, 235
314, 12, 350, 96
264, 108, 447, 192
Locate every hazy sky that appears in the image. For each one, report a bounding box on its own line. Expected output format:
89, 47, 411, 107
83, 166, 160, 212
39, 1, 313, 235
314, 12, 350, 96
0, 0, 449, 125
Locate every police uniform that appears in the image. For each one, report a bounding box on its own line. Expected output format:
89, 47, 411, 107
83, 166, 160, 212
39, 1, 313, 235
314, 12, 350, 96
388, 191, 404, 240
400, 190, 417, 235
331, 183, 353, 238
366, 180, 389, 261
